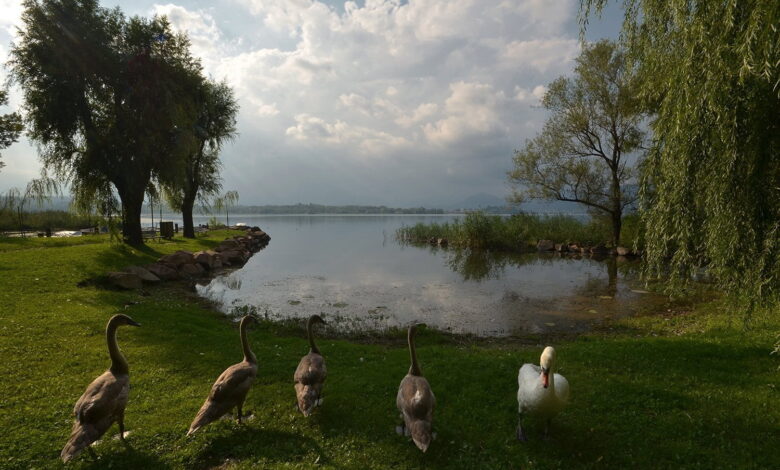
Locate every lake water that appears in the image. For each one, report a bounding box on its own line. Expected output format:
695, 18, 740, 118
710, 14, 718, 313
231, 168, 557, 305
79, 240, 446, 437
191, 215, 662, 337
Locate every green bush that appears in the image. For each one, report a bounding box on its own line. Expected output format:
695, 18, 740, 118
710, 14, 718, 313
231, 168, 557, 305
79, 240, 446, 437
207, 216, 227, 228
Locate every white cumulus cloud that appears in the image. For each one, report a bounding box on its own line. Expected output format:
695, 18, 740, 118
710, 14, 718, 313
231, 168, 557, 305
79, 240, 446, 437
1, 0, 604, 206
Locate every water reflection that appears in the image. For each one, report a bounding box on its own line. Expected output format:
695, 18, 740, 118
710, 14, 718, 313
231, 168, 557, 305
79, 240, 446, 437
445, 248, 512, 281
440, 246, 631, 297
196, 215, 663, 337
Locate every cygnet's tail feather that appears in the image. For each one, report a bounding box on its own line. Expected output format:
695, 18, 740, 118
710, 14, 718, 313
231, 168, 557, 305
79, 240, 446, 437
188, 400, 223, 436
61, 423, 99, 462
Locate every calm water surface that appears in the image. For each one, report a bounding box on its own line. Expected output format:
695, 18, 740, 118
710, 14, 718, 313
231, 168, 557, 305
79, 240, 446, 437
194, 215, 662, 337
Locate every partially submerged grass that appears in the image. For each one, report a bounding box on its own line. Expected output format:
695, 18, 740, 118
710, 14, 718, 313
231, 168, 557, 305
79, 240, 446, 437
396, 212, 638, 251
0, 233, 777, 469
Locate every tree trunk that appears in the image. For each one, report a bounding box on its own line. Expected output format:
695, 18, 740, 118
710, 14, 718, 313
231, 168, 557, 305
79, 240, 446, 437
18, 207, 24, 238
610, 167, 622, 247
611, 211, 622, 247
121, 191, 145, 246
181, 193, 196, 238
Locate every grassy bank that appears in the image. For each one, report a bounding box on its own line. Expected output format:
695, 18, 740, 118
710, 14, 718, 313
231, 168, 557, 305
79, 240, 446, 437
1, 233, 777, 469
396, 212, 643, 250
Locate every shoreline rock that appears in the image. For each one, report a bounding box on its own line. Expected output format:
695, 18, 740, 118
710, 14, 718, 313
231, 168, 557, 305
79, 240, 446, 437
124, 266, 160, 283
107, 271, 143, 290
106, 227, 271, 290
537, 239, 555, 251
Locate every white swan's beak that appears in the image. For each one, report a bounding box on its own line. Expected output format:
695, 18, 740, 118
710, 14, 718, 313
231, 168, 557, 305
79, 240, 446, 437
541, 371, 549, 388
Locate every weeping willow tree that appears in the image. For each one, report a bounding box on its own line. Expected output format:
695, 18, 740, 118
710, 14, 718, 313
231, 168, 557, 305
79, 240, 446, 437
0, 89, 23, 173
213, 190, 239, 227
581, 0, 780, 308
163, 79, 238, 238
2, 175, 59, 236
10, 0, 200, 245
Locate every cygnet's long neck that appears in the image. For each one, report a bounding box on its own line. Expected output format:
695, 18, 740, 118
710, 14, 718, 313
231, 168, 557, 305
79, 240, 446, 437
240, 318, 256, 364
107, 320, 128, 375
307, 316, 320, 354
408, 325, 422, 376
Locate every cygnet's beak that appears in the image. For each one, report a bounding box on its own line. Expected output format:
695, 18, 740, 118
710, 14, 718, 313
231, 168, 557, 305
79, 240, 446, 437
128, 319, 141, 327
541, 369, 549, 388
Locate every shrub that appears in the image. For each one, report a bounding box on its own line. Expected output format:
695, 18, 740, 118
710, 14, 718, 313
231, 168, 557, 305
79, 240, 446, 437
396, 211, 639, 251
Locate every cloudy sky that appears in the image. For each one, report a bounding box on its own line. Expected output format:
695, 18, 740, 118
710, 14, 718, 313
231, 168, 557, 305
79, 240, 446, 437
0, 0, 621, 207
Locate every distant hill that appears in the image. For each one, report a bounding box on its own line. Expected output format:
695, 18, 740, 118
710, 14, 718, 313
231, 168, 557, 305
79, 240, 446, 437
516, 199, 587, 214
230, 203, 445, 215
448, 192, 508, 210
444, 193, 591, 215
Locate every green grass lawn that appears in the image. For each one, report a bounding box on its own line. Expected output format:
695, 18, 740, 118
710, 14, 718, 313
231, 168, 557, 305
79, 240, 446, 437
0, 233, 777, 469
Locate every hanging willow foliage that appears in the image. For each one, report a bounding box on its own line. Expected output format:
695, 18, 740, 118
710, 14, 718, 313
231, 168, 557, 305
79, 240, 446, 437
581, 0, 780, 308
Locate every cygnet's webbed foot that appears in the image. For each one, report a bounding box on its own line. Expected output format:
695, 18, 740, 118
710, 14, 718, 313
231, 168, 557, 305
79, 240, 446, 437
395, 424, 406, 436
236, 410, 253, 424
114, 430, 133, 444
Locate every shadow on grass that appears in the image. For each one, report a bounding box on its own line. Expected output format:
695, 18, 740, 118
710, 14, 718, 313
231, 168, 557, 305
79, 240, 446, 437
75, 441, 170, 470
186, 426, 325, 468
72, 231, 249, 286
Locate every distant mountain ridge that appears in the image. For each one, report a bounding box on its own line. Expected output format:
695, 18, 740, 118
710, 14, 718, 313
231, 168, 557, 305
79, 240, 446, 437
223, 203, 445, 214
446, 193, 586, 215
447, 192, 508, 210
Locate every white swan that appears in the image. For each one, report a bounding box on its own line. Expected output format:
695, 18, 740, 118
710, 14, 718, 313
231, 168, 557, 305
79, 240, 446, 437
516, 346, 569, 441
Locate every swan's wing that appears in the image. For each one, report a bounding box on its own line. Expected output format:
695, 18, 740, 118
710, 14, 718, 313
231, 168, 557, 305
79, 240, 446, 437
209, 361, 257, 403
518, 363, 541, 386
398, 375, 435, 421
554, 373, 570, 404
74, 371, 128, 424
294, 353, 326, 386
189, 361, 257, 433
294, 353, 327, 415
517, 363, 542, 412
